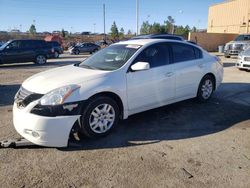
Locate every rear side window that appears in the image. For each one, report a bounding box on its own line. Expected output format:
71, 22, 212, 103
171, 43, 197, 63
51, 41, 60, 46
32, 41, 45, 48
194, 47, 203, 59
134, 43, 170, 68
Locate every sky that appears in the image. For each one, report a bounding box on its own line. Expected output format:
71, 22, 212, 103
0, 0, 224, 33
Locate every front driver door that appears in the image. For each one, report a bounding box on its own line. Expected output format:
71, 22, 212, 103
126, 43, 175, 113
2, 41, 22, 63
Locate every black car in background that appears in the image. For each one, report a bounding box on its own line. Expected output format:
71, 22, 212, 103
46, 41, 63, 58
131, 34, 185, 41
69, 42, 100, 55
0, 39, 55, 65
130, 34, 197, 45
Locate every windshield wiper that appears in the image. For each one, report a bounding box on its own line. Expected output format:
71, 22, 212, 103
79, 64, 97, 70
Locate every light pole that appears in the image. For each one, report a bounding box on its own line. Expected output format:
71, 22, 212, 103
93, 23, 96, 34
103, 4, 106, 40
136, 0, 139, 35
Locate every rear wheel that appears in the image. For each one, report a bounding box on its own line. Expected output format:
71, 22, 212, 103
197, 75, 214, 102
74, 50, 80, 55
34, 55, 47, 65
80, 96, 120, 138
54, 51, 59, 58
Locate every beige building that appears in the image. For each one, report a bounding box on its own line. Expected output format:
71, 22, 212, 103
207, 0, 250, 34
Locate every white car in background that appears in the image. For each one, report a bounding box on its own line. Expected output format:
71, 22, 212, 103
236, 48, 250, 70
13, 39, 224, 147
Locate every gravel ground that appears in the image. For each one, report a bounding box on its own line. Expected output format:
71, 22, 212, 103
0, 54, 249, 188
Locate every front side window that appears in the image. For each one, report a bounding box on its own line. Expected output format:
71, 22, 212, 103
171, 43, 196, 63
7, 41, 21, 49
79, 44, 141, 71
133, 43, 170, 68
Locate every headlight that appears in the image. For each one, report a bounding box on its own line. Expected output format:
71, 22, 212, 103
243, 44, 250, 51
40, 85, 80, 106
224, 44, 229, 50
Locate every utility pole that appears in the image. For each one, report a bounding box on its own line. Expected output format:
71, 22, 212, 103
103, 4, 106, 40
136, 0, 139, 35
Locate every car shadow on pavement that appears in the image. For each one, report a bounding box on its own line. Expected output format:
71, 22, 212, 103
61, 83, 250, 151
223, 62, 236, 68
0, 84, 20, 106
0, 60, 80, 69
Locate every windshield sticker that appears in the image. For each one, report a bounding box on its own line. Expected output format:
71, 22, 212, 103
126, 45, 141, 49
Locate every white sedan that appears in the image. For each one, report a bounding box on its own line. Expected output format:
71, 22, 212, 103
13, 39, 224, 147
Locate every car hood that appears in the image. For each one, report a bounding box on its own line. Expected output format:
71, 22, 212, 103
227, 41, 250, 45
22, 65, 108, 94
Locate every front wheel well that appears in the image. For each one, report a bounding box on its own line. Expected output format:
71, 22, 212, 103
88, 92, 124, 119
202, 73, 216, 90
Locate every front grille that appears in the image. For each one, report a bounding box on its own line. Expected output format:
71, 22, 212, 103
244, 57, 250, 61
228, 44, 243, 50
15, 87, 43, 108
243, 64, 250, 68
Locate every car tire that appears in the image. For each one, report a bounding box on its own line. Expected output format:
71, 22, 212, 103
34, 55, 47, 65
74, 50, 80, 55
54, 51, 59, 58
80, 96, 120, 138
196, 75, 214, 102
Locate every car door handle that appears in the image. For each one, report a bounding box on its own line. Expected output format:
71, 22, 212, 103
198, 64, 205, 68
165, 72, 174, 77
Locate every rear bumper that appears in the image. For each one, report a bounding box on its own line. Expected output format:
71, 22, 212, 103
13, 102, 80, 147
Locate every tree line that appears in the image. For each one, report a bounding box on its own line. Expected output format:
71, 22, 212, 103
110, 16, 197, 40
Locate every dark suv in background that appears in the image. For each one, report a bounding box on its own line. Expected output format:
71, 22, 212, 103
46, 41, 63, 58
0, 39, 54, 65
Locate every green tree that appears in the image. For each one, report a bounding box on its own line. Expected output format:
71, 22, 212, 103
164, 16, 175, 34
127, 29, 132, 35
119, 27, 125, 38
29, 24, 36, 35
140, 21, 151, 34
149, 22, 162, 34
61, 28, 66, 38
110, 21, 119, 40
191, 26, 197, 32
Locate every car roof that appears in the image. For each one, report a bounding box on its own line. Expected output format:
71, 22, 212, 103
117, 38, 188, 46
131, 34, 184, 40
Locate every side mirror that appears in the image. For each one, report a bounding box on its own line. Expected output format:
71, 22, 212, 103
131, 62, 150, 72
5, 45, 10, 50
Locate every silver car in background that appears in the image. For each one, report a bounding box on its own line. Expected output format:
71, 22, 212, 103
224, 34, 250, 58
69, 42, 100, 55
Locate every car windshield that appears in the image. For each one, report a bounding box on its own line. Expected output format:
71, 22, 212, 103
79, 44, 141, 71
235, 35, 250, 41
0, 41, 10, 50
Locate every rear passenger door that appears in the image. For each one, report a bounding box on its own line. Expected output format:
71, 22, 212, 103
170, 42, 203, 99
19, 40, 35, 61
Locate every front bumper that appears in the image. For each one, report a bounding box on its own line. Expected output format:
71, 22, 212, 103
236, 59, 250, 70
13, 102, 80, 147
224, 50, 242, 56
